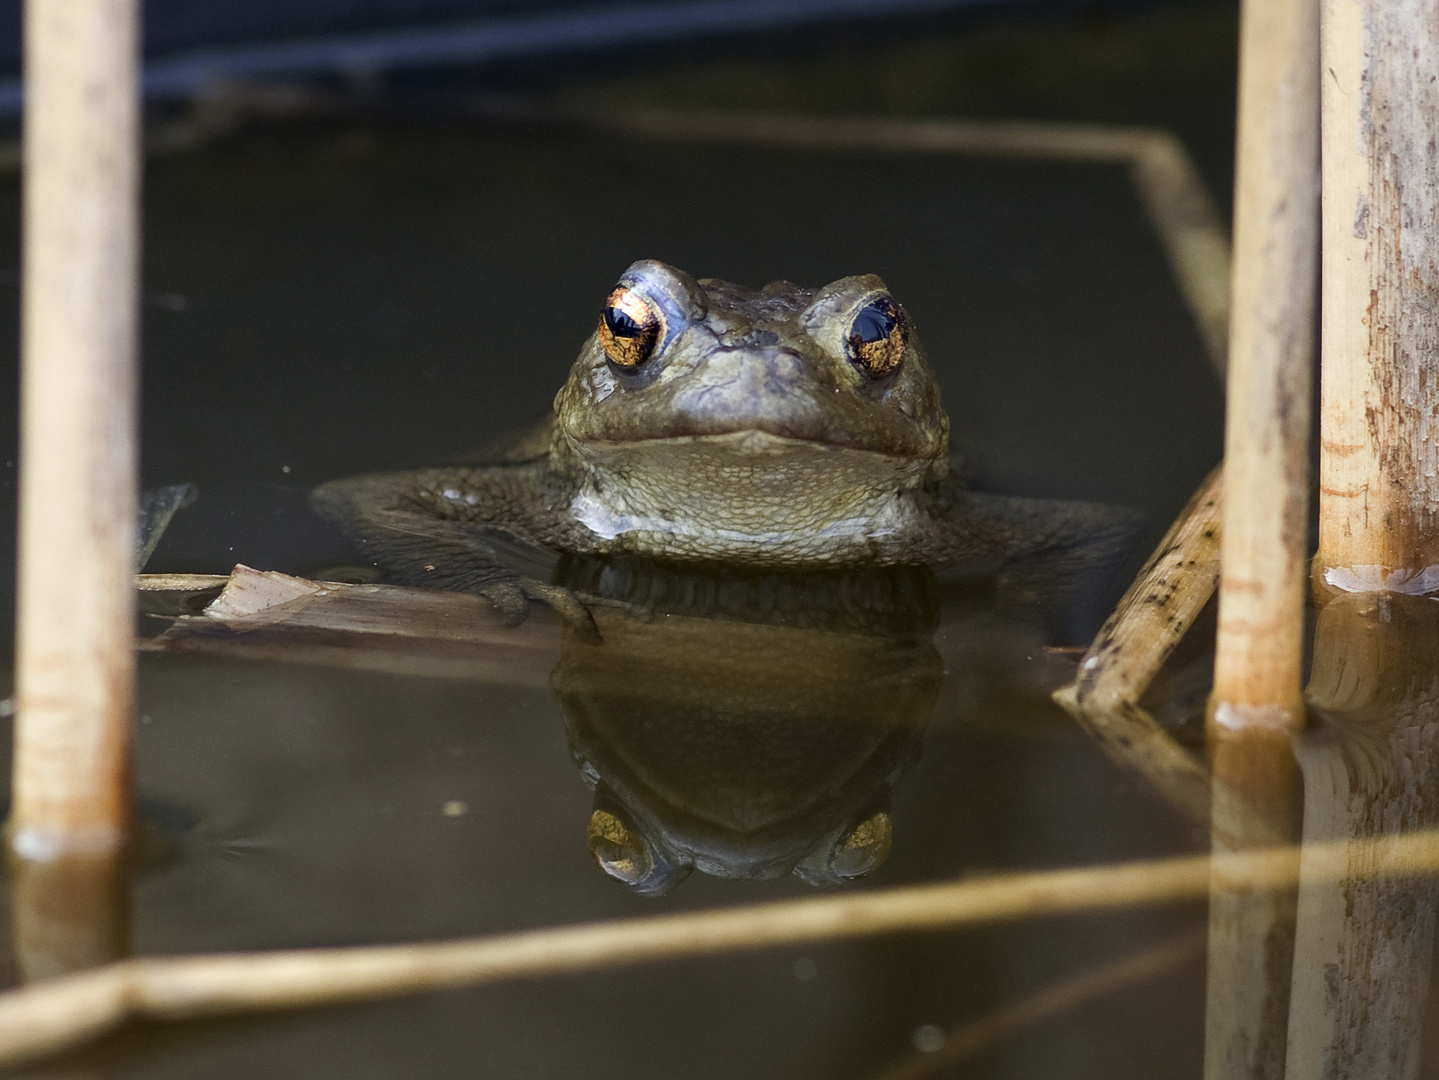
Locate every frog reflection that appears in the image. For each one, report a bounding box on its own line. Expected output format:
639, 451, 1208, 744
551, 556, 942, 895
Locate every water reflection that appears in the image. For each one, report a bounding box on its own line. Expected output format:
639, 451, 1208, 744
1287, 591, 1439, 1075
550, 557, 943, 894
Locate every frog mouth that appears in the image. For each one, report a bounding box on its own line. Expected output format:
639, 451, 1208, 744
572, 424, 943, 463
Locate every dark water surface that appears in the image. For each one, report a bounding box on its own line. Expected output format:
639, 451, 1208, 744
0, 23, 1247, 1076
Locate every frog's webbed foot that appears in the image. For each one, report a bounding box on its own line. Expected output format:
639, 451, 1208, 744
311, 468, 600, 643
457, 572, 599, 644
513, 579, 601, 644
924, 485, 1145, 642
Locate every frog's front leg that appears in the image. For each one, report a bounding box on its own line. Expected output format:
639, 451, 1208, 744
310, 465, 599, 641
922, 481, 1146, 640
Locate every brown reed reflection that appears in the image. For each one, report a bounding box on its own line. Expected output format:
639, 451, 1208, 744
1287, 591, 1439, 1077
8, 850, 128, 982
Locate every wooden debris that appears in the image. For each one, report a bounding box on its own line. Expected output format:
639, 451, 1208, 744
140, 566, 560, 687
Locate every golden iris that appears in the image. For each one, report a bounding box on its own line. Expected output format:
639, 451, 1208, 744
598, 286, 662, 368
846, 295, 907, 378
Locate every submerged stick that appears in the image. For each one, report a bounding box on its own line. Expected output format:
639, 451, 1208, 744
61, 90, 1234, 380
2, 830, 1439, 1070
12, 0, 141, 866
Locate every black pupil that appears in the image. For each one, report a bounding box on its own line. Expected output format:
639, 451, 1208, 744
852, 301, 896, 343
604, 306, 645, 338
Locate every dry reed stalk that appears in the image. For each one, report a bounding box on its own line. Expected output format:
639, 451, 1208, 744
871, 933, 1204, 1080
1, 831, 1439, 1070
1313, 0, 1439, 587
12, 0, 141, 867
1052, 468, 1221, 826
1203, 0, 1319, 1075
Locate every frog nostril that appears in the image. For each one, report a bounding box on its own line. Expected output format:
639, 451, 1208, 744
723, 328, 780, 348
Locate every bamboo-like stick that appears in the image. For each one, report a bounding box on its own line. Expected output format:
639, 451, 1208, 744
1210, 0, 1318, 743
1203, 0, 1319, 1075
870, 933, 1204, 1080
0, 832, 1437, 1070
12, 0, 141, 866
1313, 0, 1439, 590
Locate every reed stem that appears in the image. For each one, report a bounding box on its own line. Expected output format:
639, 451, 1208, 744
1313, 0, 1439, 588
11, 0, 141, 866
1204, 0, 1319, 1074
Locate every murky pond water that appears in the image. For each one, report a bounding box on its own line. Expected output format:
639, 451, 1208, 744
16, 6, 1415, 1077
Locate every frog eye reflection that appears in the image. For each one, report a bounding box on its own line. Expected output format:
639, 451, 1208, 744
846, 295, 907, 378
598, 286, 663, 369
587, 808, 654, 885
828, 809, 894, 880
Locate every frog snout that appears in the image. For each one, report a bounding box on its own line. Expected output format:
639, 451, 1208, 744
669, 347, 828, 429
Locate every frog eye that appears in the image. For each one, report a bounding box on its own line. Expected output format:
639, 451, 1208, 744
598, 286, 663, 369
587, 808, 654, 885
828, 809, 893, 880
845, 295, 907, 378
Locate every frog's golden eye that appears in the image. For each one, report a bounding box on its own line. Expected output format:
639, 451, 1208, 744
846, 295, 907, 378
587, 808, 654, 885
828, 809, 893, 880
598, 286, 663, 369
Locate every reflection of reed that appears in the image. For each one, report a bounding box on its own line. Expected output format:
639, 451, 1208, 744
8, 854, 128, 982
1287, 595, 1439, 1079
4, 831, 1439, 1070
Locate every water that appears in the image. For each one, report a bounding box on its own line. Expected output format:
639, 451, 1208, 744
0, 6, 1292, 1077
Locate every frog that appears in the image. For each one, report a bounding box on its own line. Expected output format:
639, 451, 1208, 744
311, 259, 1138, 635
